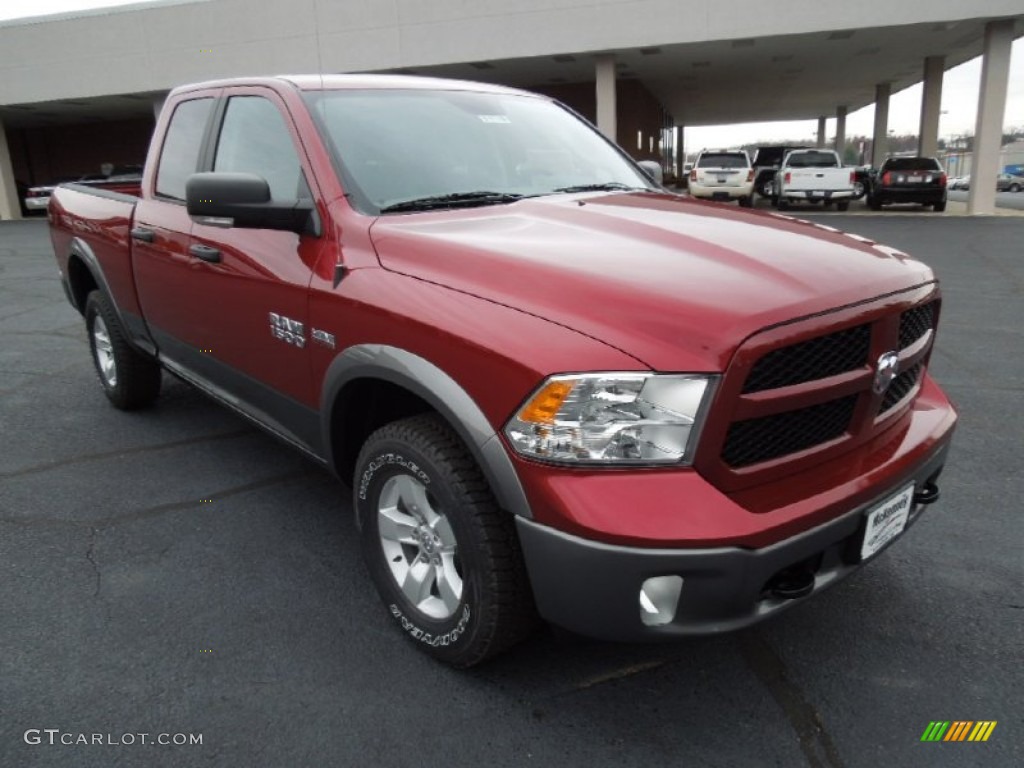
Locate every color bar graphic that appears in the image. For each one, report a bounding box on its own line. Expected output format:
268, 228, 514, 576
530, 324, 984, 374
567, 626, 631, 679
920, 721, 996, 742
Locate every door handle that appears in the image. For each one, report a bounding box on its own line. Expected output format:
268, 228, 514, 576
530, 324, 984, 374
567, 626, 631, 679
189, 244, 221, 263
130, 227, 154, 243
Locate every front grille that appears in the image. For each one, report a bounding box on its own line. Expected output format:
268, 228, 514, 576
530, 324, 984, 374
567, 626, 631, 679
898, 302, 935, 349
880, 363, 922, 413
722, 395, 857, 468
742, 324, 870, 393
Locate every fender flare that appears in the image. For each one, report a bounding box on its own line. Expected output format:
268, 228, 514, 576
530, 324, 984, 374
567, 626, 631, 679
66, 237, 117, 316
66, 237, 157, 356
321, 344, 532, 519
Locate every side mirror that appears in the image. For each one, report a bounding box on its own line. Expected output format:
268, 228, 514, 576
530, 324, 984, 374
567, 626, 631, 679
636, 160, 664, 185
186, 172, 315, 234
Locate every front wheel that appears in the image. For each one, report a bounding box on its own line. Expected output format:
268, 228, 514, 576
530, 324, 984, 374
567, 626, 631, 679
1009, 184, 1021, 193
355, 414, 535, 667
85, 291, 161, 410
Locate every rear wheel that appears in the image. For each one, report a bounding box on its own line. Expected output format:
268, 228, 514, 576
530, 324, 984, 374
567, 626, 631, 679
739, 195, 753, 208
1009, 183, 1021, 193
837, 201, 850, 212
933, 200, 947, 212
355, 414, 535, 667
85, 291, 161, 410
868, 196, 883, 211
852, 181, 865, 199
777, 198, 789, 211
760, 180, 774, 197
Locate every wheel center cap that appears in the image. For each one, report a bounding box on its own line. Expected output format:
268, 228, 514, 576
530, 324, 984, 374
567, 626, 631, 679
419, 527, 437, 555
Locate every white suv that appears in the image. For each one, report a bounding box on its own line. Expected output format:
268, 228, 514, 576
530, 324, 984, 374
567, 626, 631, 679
688, 149, 755, 207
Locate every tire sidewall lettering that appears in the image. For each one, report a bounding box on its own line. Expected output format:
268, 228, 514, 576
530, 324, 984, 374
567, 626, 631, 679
389, 603, 471, 648
357, 452, 430, 501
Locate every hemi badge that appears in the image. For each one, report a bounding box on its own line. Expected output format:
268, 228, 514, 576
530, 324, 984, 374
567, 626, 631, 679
312, 329, 336, 349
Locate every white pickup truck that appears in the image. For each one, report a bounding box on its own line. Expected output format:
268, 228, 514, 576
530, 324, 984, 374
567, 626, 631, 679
772, 149, 856, 211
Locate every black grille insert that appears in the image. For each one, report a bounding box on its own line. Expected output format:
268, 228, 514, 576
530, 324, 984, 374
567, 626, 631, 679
722, 395, 858, 468
743, 325, 870, 393
898, 302, 935, 349
880, 363, 922, 413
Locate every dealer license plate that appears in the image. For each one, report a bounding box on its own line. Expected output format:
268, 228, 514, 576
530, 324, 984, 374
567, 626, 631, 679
860, 484, 915, 560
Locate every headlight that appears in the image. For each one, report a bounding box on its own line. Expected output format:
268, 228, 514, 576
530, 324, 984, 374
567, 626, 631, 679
503, 373, 715, 465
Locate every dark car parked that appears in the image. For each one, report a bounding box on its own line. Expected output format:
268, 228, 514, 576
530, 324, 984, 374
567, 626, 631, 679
868, 157, 947, 212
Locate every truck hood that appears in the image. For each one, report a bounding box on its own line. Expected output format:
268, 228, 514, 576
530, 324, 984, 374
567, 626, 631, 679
369, 192, 934, 371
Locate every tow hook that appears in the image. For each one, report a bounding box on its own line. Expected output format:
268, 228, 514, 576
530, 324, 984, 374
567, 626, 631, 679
913, 482, 940, 505
767, 567, 816, 600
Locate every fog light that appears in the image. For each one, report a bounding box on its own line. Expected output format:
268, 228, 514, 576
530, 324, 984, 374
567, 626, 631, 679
639, 576, 684, 627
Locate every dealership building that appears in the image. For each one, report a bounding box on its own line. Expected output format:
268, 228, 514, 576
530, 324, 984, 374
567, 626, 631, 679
0, 0, 1021, 218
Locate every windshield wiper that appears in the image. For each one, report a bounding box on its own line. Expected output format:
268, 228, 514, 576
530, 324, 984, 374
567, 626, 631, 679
379, 191, 524, 213
550, 182, 651, 194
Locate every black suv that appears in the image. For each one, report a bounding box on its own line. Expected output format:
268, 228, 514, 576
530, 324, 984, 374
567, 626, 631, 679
868, 157, 947, 212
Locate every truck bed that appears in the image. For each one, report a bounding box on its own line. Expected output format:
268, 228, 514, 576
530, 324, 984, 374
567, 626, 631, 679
49, 184, 143, 321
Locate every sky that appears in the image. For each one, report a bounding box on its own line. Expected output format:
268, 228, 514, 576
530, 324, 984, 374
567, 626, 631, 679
1, 0, 1021, 150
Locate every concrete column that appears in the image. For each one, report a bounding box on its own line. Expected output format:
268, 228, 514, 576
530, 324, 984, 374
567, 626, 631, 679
816, 116, 827, 148
675, 125, 684, 180
871, 82, 891, 168
968, 20, 1014, 215
918, 56, 945, 157
0, 120, 22, 221
595, 54, 617, 143
835, 105, 847, 159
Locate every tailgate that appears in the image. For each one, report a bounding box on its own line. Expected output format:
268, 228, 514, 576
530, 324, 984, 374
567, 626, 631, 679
694, 168, 749, 189
786, 168, 849, 191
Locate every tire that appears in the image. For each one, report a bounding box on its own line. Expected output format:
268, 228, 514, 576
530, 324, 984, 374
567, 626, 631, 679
354, 414, 535, 667
84, 291, 161, 410
933, 200, 947, 212
739, 195, 753, 208
852, 181, 865, 200
760, 180, 774, 197
837, 201, 850, 212
868, 196, 882, 211
1009, 184, 1021, 193
822, 200, 834, 209
777, 198, 789, 211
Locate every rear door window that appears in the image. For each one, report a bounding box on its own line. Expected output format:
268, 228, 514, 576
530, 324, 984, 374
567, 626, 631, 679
155, 98, 214, 201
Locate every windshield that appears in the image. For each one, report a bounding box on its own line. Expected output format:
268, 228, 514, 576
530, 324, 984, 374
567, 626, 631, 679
697, 153, 749, 169
882, 158, 942, 172
304, 89, 655, 213
786, 151, 839, 168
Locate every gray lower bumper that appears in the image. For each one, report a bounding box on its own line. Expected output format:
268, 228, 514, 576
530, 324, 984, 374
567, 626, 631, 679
516, 444, 949, 642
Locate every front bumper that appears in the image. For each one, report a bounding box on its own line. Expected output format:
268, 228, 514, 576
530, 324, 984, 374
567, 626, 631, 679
25, 196, 50, 210
517, 440, 948, 641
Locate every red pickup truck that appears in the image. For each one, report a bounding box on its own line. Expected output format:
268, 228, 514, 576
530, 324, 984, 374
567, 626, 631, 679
49, 75, 956, 667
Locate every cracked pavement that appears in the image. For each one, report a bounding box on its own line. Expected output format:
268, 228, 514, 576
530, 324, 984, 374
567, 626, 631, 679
1, 217, 1021, 767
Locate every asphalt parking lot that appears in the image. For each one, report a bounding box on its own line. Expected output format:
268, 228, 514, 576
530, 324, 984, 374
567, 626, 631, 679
1, 216, 1021, 768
